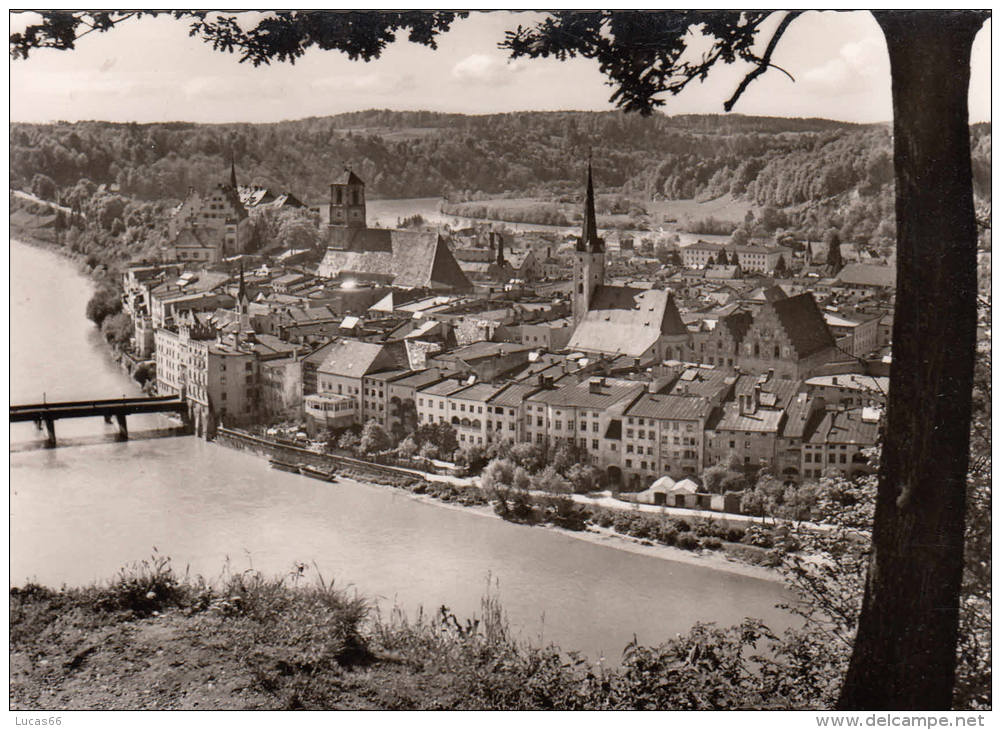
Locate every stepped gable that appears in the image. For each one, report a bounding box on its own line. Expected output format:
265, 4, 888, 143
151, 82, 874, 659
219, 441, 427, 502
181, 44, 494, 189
770, 292, 837, 358
719, 310, 754, 345
567, 286, 686, 357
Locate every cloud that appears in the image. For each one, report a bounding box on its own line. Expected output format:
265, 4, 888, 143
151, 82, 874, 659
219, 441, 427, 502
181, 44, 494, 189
310, 72, 415, 95
451, 54, 525, 86
802, 37, 886, 94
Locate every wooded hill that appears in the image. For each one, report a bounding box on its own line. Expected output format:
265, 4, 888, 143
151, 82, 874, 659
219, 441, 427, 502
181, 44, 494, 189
9, 110, 991, 244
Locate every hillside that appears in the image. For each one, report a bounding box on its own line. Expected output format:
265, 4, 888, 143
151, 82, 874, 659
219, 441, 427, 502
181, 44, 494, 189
9, 110, 991, 245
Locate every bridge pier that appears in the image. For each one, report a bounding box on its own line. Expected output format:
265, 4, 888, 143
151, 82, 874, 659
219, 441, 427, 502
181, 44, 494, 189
104, 414, 113, 424
115, 413, 129, 441
44, 418, 56, 448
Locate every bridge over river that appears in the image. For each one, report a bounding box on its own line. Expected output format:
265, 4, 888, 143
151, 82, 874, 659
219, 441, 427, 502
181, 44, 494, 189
9, 395, 190, 447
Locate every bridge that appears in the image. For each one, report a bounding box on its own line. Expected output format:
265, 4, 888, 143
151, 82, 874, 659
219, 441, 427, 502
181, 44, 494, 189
10, 395, 189, 447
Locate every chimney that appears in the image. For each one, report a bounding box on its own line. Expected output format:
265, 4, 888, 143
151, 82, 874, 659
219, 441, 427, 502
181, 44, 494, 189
752, 384, 761, 413
833, 376, 839, 385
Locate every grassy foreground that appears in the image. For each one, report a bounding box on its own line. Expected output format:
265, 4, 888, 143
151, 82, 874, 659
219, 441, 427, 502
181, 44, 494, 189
9, 554, 800, 710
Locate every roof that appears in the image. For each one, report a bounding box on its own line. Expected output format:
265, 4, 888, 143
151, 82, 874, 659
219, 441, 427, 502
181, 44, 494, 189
389, 368, 445, 389
318, 230, 472, 291
807, 410, 880, 446
566, 285, 687, 358
804, 374, 889, 393
527, 378, 645, 410
836, 264, 896, 288
332, 169, 365, 186
626, 393, 712, 422
769, 293, 837, 358
437, 341, 533, 363
733, 373, 799, 410
668, 368, 734, 400
452, 382, 507, 402
781, 393, 824, 439
312, 339, 394, 379
488, 382, 542, 408
713, 403, 785, 433
419, 379, 472, 397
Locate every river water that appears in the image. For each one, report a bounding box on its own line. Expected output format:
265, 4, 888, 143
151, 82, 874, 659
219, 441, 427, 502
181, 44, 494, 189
367, 197, 730, 247
9, 238, 792, 660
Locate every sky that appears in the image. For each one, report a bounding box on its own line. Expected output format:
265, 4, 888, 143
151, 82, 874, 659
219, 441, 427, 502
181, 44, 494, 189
8, 10, 992, 125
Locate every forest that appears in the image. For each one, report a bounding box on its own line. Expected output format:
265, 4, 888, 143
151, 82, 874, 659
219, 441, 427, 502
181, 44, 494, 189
9, 110, 991, 247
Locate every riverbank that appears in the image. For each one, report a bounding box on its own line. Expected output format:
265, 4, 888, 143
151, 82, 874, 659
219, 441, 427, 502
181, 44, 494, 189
213, 429, 783, 584
9, 560, 804, 710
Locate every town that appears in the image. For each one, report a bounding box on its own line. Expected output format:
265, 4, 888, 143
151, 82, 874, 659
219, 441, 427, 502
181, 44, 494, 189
113, 159, 900, 509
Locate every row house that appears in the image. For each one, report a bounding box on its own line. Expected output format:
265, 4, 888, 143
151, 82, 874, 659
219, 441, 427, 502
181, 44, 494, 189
620, 393, 713, 488
689, 310, 753, 370
776, 392, 828, 483
415, 378, 471, 429
523, 377, 647, 484
361, 369, 411, 430
302, 338, 405, 432
387, 368, 446, 437
823, 312, 882, 357
443, 382, 509, 447
801, 408, 880, 481
485, 382, 539, 444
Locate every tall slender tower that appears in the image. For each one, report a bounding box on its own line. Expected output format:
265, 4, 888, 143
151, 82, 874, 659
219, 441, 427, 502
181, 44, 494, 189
572, 160, 605, 324
237, 262, 250, 343
329, 167, 367, 228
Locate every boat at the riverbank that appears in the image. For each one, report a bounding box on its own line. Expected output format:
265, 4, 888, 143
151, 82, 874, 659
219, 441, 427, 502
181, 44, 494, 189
299, 464, 339, 483
269, 458, 302, 474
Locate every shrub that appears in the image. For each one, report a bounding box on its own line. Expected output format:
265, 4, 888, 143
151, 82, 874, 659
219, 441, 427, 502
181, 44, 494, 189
655, 524, 679, 546
701, 537, 723, 551
672, 519, 692, 533
741, 524, 775, 549
676, 533, 701, 551
98, 551, 183, 616
725, 527, 746, 543
86, 287, 121, 327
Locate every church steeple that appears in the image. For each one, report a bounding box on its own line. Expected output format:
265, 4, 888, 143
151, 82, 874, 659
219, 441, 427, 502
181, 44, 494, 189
572, 159, 606, 325
229, 158, 238, 190
578, 158, 603, 253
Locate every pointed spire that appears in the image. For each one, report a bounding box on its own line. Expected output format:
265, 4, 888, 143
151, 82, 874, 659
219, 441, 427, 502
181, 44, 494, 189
229, 157, 238, 190
237, 260, 248, 308
578, 156, 603, 253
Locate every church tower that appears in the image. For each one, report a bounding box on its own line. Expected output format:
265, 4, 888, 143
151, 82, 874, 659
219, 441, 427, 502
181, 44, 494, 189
236, 262, 251, 343
572, 161, 605, 324
329, 167, 367, 228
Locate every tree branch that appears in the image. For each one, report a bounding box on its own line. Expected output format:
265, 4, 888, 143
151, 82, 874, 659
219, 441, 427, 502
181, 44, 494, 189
724, 10, 803, 112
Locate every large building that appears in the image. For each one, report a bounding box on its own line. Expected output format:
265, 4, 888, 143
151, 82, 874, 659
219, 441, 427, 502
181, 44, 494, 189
736, 293, 839, 380
316, 170, 472, 292
566, 164, 689, 360
167, 164, 251, 263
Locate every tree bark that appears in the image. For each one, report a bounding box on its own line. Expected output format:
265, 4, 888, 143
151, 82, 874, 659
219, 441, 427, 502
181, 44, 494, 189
837, 11, 986, 710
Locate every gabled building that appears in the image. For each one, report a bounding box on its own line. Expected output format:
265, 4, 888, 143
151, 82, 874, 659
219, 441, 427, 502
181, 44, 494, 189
736, 292, 839, 380
167, 164, 250, 263
566, 163, 689, 360
316, 169, 472, 292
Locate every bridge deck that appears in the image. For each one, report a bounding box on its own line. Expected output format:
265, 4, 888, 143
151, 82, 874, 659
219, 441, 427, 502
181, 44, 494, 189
9, 397, 187, 423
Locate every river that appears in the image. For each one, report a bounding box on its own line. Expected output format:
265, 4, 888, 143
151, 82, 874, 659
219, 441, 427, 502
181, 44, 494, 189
9, 238, 792, 661
367, 197, 730, 246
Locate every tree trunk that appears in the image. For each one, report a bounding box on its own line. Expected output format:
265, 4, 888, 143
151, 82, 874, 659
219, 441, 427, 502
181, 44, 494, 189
837, 11, 986, 710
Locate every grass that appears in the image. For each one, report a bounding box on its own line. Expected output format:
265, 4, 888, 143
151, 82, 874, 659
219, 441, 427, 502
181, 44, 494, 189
8, 554, 803, 710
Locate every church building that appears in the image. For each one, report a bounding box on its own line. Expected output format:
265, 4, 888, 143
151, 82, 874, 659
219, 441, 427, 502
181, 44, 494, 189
317, 169, 472, 292
566, 164, 689, 361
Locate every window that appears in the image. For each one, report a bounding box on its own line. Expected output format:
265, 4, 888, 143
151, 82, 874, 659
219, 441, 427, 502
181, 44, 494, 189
626, 445, 634, 454
640, 461, 647, 470
580, 422, 587, 432
729, 440, 736, 449
537, 418, 543, 427
626, 429, 633, 438
593, 422, 599, 433
638, 429, 645, 439
555, 421, 562, 431
592, 439, 599, 450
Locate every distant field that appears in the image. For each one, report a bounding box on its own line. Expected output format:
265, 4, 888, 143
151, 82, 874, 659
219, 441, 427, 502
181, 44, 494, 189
445, 194, 756, 231
646, 195, 757, 225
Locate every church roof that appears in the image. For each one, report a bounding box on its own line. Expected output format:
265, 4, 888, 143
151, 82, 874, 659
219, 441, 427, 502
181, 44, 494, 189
332, 169, 365, 186
318, 230, 472, 291
566, 285, 687, 358
769, 292, 837, 358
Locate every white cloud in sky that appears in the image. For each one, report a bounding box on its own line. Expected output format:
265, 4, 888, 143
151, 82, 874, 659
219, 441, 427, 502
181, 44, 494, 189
802, 36, 886, 94
451, 53, 526, 85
